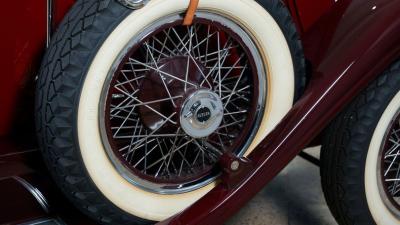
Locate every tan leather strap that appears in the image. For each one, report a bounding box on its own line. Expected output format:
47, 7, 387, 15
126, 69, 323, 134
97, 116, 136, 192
183, 0, 199, 26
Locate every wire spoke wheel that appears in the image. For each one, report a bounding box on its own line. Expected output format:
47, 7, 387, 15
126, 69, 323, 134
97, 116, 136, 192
100, 13, 266, 194
379, 110, 400, 214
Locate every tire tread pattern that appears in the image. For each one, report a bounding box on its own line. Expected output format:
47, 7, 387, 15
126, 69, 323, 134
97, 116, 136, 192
321, 60, 400, 225
36, 1, 150, 224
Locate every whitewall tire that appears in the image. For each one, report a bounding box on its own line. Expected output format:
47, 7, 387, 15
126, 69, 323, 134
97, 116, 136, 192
321, 61, 400, 225
36, 0, 305, 224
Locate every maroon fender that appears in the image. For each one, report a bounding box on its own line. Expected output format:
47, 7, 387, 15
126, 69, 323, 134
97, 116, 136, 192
0, 0, 75, 136
157, 0, 400, 224
284, 0, 334, 33
0, 1, 46, 136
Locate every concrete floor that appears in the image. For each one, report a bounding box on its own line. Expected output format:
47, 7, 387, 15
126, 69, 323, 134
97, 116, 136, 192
226, 148, 338, 225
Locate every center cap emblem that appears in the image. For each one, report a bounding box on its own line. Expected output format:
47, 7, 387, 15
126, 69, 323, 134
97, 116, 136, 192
180, 89, 224, 138
196, 107, 212, 123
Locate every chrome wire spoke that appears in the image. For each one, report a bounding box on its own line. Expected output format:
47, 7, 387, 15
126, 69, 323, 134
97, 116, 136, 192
387, 137, 400, 156
116, 95, 183, 110
114, 86, 177, 125
113, 133, 186, 139
385, 140, 400, 176
112, 104, 137, 138
154, 138, 170, 177
383, 122, 400, 204
129, 58, 198, 88
184, 55, 190, 92
162, 128, 183, 174
121, 120, 145, 160
154, 29, 175, 61
200, 38, 233, 86
197, 45, 237, 63
193, 139, 221, 160
161, 26, 198, 56
218, 118, 246, 129
221, 85, 251, 101
146, 42, 171, 59
222, 65, 248, 108
224, 107, 247, 122
192, 25, 203, 59
220, 54, 245, 82
144, 136, 192, 173
171, 27, 212, 88
205, 25, 211, 64
127, 113, 177, 157
391, 165, 400, 195
115, 75, 146, 88
134, 143, 158, 171
193, 30, 217, 58
144, 42, 177, 107
179, 144, 190, 175
178, 25, 201, 53
217, 31, 222, 97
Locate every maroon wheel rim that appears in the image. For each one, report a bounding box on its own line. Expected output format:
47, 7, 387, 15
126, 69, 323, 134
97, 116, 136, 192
99, 13, 267, 194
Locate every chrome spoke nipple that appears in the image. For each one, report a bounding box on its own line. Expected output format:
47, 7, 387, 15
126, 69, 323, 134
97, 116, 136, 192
230, 160, 240, 171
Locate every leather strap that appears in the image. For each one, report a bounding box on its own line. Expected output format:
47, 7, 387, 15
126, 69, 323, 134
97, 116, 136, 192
183, 0, 199, 26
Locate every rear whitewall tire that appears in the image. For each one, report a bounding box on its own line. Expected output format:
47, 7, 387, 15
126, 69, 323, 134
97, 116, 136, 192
320, 61, 400, 225
365, 90, 400, 225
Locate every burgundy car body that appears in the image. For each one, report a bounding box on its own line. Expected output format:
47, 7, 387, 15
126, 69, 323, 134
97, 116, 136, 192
0, 0, 332, 136
2, 0, 400, 224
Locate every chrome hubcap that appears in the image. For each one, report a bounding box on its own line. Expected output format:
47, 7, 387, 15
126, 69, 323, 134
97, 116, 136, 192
181, 89, 224, 138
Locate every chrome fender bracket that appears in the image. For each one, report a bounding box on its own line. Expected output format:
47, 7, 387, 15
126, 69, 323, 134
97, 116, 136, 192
117, 0, 200, 26
117, 0, 149, 9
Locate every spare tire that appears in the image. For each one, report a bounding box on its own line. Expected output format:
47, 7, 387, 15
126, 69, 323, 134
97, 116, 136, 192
35, 0, 305, 224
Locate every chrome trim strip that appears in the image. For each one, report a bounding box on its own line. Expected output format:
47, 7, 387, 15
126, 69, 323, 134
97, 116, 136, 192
47, 0, 53, 47
0, 149, 38, 158
19, 218, 65, 225
13, 176, 50, 213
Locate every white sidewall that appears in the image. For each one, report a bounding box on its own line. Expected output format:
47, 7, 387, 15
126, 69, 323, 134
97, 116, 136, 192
365, 91, 400, 225
78, 0, 295, 221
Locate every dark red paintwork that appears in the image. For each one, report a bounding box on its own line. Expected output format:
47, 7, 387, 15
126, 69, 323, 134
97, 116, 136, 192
0, 0, 75, 137
0, 0, 332, 136
2, 0, 400, 225
295, 0, 335, 32
283, 0, 334, 33
0, 1, 46, 136
157, 0, 400, 224
0, 137, 98, 225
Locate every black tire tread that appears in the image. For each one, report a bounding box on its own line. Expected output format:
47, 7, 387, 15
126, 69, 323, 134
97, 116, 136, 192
36, 0, 150, 224
256, 0, 307, 100
320, 60, 400, 225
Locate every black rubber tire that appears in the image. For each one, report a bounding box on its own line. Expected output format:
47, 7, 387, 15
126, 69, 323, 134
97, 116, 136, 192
35, 0, 305, 224
255, 0, 307, 100
320, 60, 400, 225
